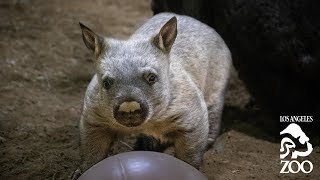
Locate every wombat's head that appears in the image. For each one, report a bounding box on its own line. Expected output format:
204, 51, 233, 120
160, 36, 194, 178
79, 17, 177, 127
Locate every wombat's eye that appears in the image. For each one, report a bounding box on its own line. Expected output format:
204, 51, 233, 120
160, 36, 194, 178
102, 78, 113, 89
144, 73, 158, 85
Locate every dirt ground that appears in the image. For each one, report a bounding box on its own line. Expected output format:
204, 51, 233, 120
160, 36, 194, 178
0, 0, 319, 179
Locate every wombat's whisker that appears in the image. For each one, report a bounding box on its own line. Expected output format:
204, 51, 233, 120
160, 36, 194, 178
119, 140, 134, 150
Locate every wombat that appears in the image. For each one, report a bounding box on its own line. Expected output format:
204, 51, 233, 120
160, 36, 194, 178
75, 12, 231, 176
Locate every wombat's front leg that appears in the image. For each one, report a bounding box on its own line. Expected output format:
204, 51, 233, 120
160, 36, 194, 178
79, 125, 114, 171
174, 128, 208, 169
72, 114, 115, 179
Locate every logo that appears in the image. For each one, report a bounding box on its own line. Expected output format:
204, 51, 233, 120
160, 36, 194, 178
280, 122, 313, 174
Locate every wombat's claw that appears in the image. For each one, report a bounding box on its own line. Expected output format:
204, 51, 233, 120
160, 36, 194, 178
71, 168, 82, 180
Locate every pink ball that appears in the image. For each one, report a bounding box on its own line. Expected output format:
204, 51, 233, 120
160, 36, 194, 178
79, 151, 207, 180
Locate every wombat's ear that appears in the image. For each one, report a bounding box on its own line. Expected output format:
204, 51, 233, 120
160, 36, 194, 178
79, 22, 104, 56
154, 17, 177, 52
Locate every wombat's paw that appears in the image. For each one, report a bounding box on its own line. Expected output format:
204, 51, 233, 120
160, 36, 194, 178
134, 135, 168, 152
70, 168, 82, 180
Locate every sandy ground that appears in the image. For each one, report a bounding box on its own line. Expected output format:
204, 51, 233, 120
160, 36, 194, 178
0, 0, 319, 179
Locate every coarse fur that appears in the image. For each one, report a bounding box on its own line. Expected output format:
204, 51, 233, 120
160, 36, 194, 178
74, 12, 231, 178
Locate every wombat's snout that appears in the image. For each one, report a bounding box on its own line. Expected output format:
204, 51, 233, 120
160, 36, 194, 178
113, 98, 148, 127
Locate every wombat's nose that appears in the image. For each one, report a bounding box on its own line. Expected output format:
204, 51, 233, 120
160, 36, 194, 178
113, 99, 148, 127
118, 101, 141, 113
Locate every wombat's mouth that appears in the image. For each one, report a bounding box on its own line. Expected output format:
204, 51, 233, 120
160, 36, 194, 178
114, 110, 146, 127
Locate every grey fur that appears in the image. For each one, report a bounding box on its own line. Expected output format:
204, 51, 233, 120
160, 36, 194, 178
75, 12, 231, 177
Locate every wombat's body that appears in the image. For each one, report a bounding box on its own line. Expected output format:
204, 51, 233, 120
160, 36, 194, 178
76, 13, 231, 176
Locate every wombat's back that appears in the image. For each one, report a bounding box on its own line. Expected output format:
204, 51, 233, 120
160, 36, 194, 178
131, 13, 231, 104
